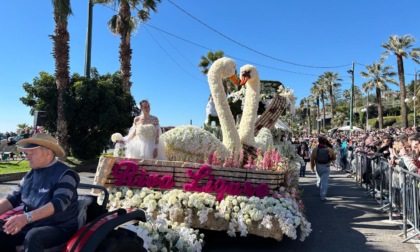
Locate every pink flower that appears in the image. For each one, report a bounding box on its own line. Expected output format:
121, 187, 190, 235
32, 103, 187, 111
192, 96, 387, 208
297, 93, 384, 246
244, 156, 253, 169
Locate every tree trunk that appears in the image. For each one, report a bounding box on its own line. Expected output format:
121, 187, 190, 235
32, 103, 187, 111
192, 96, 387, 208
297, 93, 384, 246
322, 93, 326, 131
329, 85, 335, 118
397, 54, 407, 127
307, 103, 311, 134
377, 87, 383, 130
317, 97, 320, 134
120, 1, 132, 93
52, 9, 70, 154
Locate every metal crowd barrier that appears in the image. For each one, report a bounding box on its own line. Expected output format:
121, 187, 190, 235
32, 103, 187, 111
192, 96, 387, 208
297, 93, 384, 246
351, 151, 420, 243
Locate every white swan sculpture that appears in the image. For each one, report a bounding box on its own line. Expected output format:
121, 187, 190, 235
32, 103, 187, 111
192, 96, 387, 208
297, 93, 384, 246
160, 57, 242, 162
237, 64, 273, 151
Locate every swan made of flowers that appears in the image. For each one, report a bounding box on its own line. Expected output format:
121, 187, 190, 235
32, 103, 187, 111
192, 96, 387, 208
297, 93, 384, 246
236, 64, 273, 151
160, 57, 241, 162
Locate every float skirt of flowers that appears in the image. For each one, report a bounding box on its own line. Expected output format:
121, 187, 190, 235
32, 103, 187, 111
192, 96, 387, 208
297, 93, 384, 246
103, 187, 312, 242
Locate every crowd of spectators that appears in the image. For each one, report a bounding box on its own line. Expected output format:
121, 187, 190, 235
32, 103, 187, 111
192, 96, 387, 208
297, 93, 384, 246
0, 128, 34, 160
295, 126, 420, 203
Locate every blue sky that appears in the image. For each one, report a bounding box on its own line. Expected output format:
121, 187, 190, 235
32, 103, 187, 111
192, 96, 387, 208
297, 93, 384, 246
1, 0, 420, 133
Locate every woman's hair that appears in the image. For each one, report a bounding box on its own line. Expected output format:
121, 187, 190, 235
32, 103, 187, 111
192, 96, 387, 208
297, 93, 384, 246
319, 136, 333, 148
139, 100, 149, 113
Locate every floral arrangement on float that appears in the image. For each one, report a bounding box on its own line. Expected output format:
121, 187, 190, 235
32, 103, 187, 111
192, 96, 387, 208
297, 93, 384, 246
122, 214, 204, 252
102, 186, 312, 245
160, 125, 228, 163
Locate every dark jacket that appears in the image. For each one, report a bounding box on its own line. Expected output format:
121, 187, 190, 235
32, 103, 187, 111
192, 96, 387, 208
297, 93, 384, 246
310, 145, 337, 170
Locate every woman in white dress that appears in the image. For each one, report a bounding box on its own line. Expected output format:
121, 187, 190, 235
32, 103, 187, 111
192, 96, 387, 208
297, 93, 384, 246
125, 100, 163, 159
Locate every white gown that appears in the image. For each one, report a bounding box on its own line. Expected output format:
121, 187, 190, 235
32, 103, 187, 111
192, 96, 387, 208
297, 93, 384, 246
125, 116, 166, 160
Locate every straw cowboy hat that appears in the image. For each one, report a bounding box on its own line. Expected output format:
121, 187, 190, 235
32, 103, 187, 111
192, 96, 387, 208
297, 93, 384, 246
17, 133, 65, 158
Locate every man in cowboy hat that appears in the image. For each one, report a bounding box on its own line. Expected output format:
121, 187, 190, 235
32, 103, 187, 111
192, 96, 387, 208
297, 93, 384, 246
0, 133, 80, 251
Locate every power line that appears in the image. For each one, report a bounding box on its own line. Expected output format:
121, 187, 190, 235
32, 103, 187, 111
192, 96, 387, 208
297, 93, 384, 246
167, 0, 351, 69
143, 26, 207, 84
143, 23, 321, 77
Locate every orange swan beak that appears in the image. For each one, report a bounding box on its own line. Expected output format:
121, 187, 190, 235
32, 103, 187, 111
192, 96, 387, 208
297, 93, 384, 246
229, 75, 241, 86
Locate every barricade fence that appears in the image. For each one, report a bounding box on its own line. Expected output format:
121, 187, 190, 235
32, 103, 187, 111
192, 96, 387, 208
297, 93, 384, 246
351, 152, 420, 243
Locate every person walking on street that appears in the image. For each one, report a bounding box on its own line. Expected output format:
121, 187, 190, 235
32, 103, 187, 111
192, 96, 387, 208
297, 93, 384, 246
310, 136, 336, 201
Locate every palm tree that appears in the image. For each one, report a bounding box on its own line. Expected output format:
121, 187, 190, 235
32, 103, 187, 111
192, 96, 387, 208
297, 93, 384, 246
198, 50, 234, 94
353, 86, 363, 107
342, 89, 351, 117
310, 84, 322, 133
51, 0, 72, 153
198, 50, 225, 75
311, 78, 328, 131
360, 57, 398, 129
95, 0, 161, 92
300, 97, 312, 134
320, 71, 342, 119
381, 34, 420, 127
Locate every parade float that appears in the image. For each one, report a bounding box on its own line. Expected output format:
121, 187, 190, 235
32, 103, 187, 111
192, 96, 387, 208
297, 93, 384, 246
92, 58, 311, 251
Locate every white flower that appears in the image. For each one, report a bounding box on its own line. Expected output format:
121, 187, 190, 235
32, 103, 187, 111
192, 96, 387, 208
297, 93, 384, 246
111, 133, 123, 142
107, 186, 312, 244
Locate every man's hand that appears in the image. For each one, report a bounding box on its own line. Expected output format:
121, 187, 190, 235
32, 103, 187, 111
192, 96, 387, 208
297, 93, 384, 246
3, 214, 28, 235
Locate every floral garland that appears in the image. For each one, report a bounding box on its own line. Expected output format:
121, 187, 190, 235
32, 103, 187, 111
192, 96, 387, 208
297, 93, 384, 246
102, 186, 312, 243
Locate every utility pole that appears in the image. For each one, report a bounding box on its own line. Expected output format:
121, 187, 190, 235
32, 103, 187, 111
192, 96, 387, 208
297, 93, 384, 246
84, 0, 93, 78
349, 61, 355, 131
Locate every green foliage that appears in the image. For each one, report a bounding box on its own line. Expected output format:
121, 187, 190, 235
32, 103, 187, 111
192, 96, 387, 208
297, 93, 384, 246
20, 72, 59, 132
0, 160, 30, 174
20, 71, 140, 160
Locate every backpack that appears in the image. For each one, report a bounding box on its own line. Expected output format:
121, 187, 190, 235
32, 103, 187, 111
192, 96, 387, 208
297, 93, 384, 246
316, 147, 330, 164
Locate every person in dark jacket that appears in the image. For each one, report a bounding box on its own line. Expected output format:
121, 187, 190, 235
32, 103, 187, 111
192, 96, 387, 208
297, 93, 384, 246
0, 133, 80, 252
310, 136, 337, 201
297, 142, 310, 177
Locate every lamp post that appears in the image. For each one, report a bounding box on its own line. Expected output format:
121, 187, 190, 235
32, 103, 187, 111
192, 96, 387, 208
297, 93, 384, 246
84, 0, 94, 78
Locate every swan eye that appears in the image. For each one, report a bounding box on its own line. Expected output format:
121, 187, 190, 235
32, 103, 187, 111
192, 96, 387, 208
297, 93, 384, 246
242, 70, 251, 78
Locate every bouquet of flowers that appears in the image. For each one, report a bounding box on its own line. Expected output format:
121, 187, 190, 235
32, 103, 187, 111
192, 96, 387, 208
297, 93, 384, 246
111, 133, 126, 158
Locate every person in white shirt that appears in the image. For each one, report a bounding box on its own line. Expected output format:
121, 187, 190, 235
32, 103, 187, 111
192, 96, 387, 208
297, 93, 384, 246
206, 95, 219, 126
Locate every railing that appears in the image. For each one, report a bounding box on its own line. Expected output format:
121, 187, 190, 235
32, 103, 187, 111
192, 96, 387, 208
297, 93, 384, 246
351, 151, 420, 243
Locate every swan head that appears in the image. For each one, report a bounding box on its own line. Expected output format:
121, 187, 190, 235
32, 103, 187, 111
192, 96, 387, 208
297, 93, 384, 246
210, 57, 240, 85
239, 64, 259, 86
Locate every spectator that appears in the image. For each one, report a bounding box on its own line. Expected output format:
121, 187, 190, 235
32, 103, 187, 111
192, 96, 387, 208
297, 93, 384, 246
297, 142, 310, 177
310, 136, 337, 201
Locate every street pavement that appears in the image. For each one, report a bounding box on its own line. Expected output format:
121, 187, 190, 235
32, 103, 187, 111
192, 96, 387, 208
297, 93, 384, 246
1, 168, 419, 251
202, 167, 420, 252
